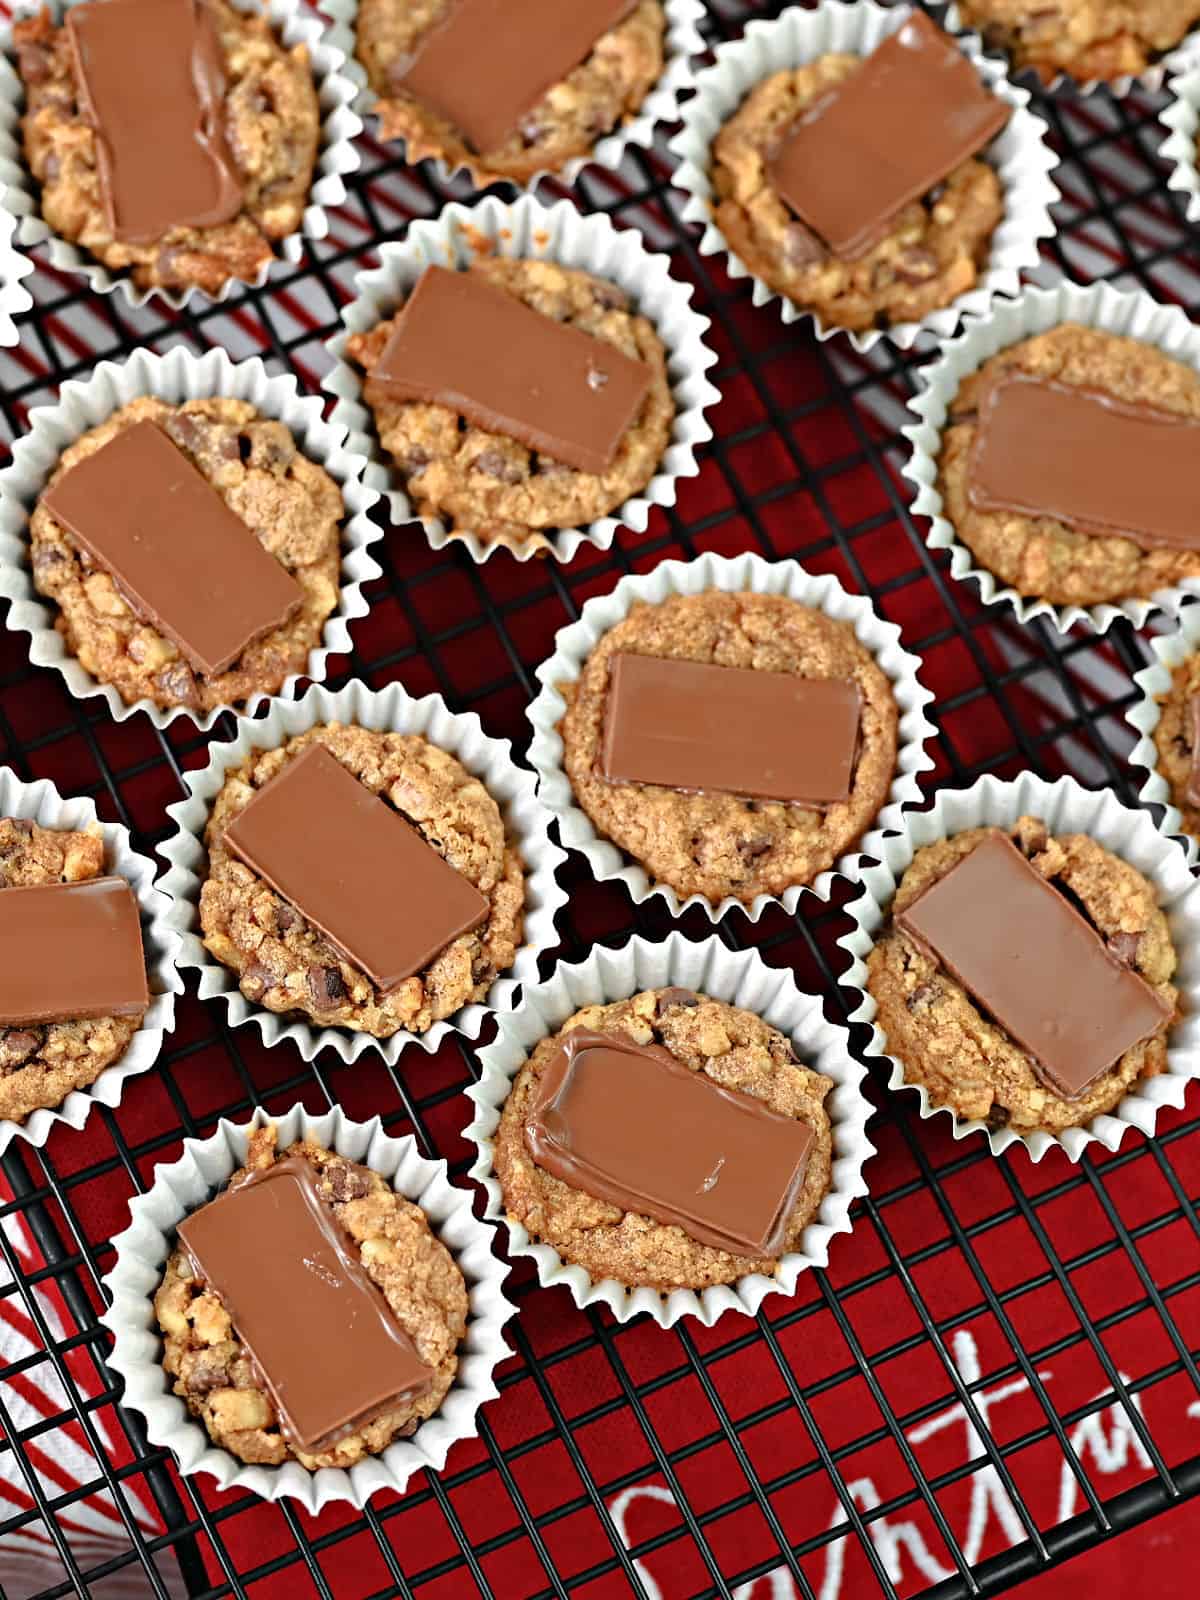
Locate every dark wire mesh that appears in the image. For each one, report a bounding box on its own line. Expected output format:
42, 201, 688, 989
2, 2, 1200, 1596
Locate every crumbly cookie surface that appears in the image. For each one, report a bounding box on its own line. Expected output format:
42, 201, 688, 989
937, 324, 1200, 608
347, 258, 675, 554
200, 722, 525, 1036
493, 988, 834, 1292
956, 0, 1200, 82
30, 397, 343, 714
558, 591, 899, 904
357, 0, 665, 183
711, 57, 1005, 333
155, 1127, 468, 1469
1151, 652, 1200, 840
15, 0, 320, 294
866, 817, 1177, 1136
0, 818, 144, 1126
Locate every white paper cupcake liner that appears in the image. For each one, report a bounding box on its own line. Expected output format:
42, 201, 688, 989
1126, 609, 1200, 867
0, 768, 181, 1156
1162, 63, 1200, 222
0, 0, 362, 310
0, 345, 383, 731
667, 1, 1059, 354
465, 931, 874, 1327
903, 279, 1200, 634
838, 772, 1200, 1164
526, 551, 936, 923
323, 193, 719, 565
157, 679, 568, 1064
0, 186, 32, 346
101, 1103, 515, 1512
316, 0, 705, 193
945, 2, 1200, 97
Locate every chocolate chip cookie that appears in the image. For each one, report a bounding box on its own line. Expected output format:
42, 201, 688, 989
356, 0, 665, 184
711, 55, 1004, 334
1149, 650, 1200, 840
199, 722, 526, 1036
29, 396, 343, 714
937, 323, 1200, 608
347, 257, 675, 555
867, 816, 1178, 1135
0, 817, 146, 1127
15, 0, 320, 295
558, 591, 900, 904
493, 987, 833, 1292
155, 1124, 468, 1469
956, 0, 1200, 83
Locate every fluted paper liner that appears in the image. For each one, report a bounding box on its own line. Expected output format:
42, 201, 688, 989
0, 188, 32, 345
1162, 64, 1200, 222
838, 772, 1200, 1164
0, 0, 362, 309
158, 679, 568, 1064
0, 768, 181, 1155
668, 0, 1059, 354
903, 279, 1200, 633
1127, 610, 1200, 866
101, 1103, 515, 1512
526, 551, 936, 923
316, 0, 705, 192
323, 193, 720, 564
945, 2, 1200, 97
0, 345, 383, 729
465, 931, 874, 1327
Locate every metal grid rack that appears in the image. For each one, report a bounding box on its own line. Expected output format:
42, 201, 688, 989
2, 1, 1200, 1596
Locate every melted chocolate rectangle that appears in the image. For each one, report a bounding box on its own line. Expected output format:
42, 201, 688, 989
767, 12, 1009, 259
599, 654, 862, 806
968, 373, 1200, 552
41, 420, 303, 680
395, 0, 636, 155
896, 833, 1172, 1102
525, 1028, 815, 1258
178, 1155, 434, 1453
0, 877, 148, 1025
222, 744, 489, 994
370, 266, 651, 476
67, 0, 242, 243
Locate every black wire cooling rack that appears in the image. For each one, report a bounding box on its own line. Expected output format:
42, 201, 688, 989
2, 2, 1200, 1597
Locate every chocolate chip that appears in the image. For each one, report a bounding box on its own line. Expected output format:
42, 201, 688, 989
1108, 931, 1142, 966
274, 903, 301, 935
783, 221, 825, 269
326, 1161, 371, 1203
0, 1028, 42, 1073
985, 1102, 1011, 1133
155, 662, 201, 709
307, 965, 345, 1009
185, 1355, 230, 1396
592, 282, 630, 312
398, 445, 431, 475
240, 962, 273, 1002
657, 987, 701, 1011
738, 835, 773, 863
906, 983, 936, 1013
471, 449, 524, 484
31, 545, 67, 578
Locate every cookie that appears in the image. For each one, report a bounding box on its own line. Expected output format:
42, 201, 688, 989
937, 323, 1200, 608
557, 590, 899, 904
0, 817, 145, 1126
711, 55, 1004, 334
357, 0, 665, 184
29, 396, 343, 713
1150, 651, 1200, 840
956, 0, 1200, 83
347, 257, 675, 553
154, 1125, 468, 1469
15, 0, 320, 295
199, 722, 526, 1036
866, 816, 1178, 1135
493, 987, 834, 1292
